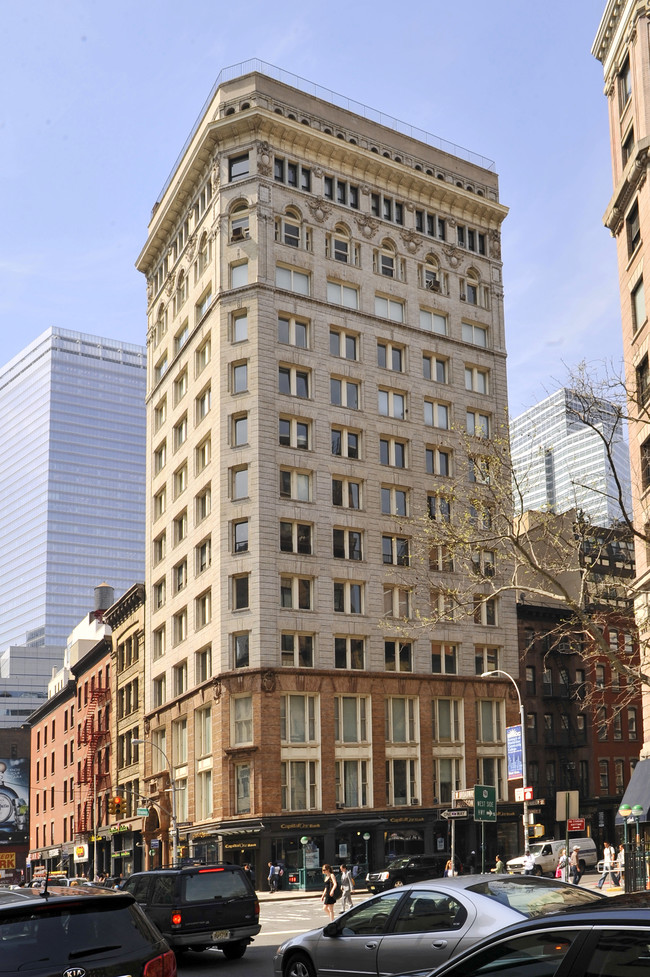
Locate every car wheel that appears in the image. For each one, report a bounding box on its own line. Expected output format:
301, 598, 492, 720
534, 866, 544, 877
284, 951, 316, 977
222, 941, 247, 960
393, 879, 404, 886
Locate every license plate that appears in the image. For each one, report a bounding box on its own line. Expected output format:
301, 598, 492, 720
212, 930, 230, 941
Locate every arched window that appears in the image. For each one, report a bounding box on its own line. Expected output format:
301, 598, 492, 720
423, 255, 441, 292
464, 268, 480, 305
375, 240, 397, 278
327, 223, 354, 264
230, 202, 250, 242
173, 270, 187, 317
276, 207, 309, 250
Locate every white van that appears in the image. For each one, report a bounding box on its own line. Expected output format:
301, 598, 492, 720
507, 838, 597, 876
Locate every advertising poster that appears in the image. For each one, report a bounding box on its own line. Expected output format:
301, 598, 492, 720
506, 725, 523, 782
0, 758, 29, 844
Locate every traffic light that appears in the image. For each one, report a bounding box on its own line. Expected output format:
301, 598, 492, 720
114, 796, 123, 818
108, 797, 116, 816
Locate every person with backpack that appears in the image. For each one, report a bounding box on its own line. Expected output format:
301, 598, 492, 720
338, 863, 354, 912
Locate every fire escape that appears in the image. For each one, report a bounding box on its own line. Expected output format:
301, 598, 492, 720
76, 686, 111, 835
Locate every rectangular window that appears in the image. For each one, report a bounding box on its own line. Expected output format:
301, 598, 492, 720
380, 437, 407, 468
466, 410, 490, 437
195, 646, 212, 683
327, 281, 359, 308
280, 575, 313, 610
281, 760, 318, 811
334, 696, 368, 743
383, 585, 411, 618
632, 278, 646, 333
276, 265, 310, 295
381, 486, 408, 516
426, 447, 451, 476
384, 640, 413, 672
196, 387, 211, 422
382, 534, 410, 566
462, 322, 488, 347
423, 354, 448, 383
279, 468, 311, 501
432, 699, 461, 742
476, 700, 503, 742
333, 581, 363, 615
233, 632, 250, 668
377, 342, 404, 372
378, 389, 406, 419
279, 365, 310, 398
232, 696, 253, 746
229, 153, 249, 180
279, 416, 311, 450
419, 309, 447, 335
280, 521, 313, 554
280, 632, 314, 667
330, 328, 358, 359
424, 400, 450, 429
331, 426, 360, 458
281, 694, 317, 743
232, 574, 250, 610
334, 636, 365, 669
332, 476, 361, 509
331, 377, 360, 409
335, 759, 369, 808
278, 315, 309, 348
375, 295, 404, 321
231, 465, 248, 500
232, 311, 248, 343
231, 262, 249, 288
333, 528, 363, 561
195, 537, 211, 574
431, 643, 457, 674
232, 519, 248, 553
152, 675, 166, 708
235, 763, 251, 814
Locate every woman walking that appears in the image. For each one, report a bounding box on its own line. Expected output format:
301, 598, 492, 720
321, 864, 339, 921
339, 863, 354, 912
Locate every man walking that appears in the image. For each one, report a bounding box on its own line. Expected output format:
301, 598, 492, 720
522, 849, 535, 875
597, 841, 617, 889
569, 845, 582, 885
339, 862, 354, 912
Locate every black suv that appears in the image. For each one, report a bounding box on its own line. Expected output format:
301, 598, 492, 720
0, 883, 176, 976
366, 853, 462, 893
122, 864, 260, 957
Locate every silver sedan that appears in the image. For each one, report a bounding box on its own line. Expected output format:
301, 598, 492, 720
273, 875, 604, 977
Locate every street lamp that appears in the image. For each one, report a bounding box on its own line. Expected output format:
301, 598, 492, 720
481, 669, 528, 851
133, 738, 179, 868
363, 832, 371, 875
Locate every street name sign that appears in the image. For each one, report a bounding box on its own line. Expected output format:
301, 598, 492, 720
441, 808, 469, 820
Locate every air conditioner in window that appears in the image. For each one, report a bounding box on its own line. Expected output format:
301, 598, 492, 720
460, 292, 466, 301
335, 802, 345, 809
425, 277, 441, 292
411, 798, 420, 805
231, 226, 246, 241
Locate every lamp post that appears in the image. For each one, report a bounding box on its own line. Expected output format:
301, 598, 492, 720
619, 803, 632, 847
481, 669, 528, 851
363, 832, 371, 876
133, 738, 179, 868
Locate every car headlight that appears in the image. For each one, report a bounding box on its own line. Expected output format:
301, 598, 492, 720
379, 872, 389, 881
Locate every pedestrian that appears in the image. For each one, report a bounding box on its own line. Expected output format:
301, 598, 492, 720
569, 845, 582, 885
522, 849, 536, 875
494, 854, 506, 874
267, 861, 277, 893
597, 841, 617, 889
321, 864, 339, 921
616, 844, 625, 887
339, 862, 354, 912
555, 848, 567, 880
243, 863, 254, 887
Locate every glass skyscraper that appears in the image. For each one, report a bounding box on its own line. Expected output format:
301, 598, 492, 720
510, 387, 631, 527
0, 328, 146, 651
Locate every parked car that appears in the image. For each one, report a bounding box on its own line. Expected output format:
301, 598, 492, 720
366, 854, 463, 893
122, 863, 260, 957
273, 874, 604, 977
507, 837, 597, 876
397, 889, 650, 977
0, 883, 176, 976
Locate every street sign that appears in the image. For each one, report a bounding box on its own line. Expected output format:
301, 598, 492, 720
441, 808, 469, 820
515, 786, 534, 802
136, 807, 150, 816
568, 818, 585, 832
474, 785, 497, 822
453, 789, 475, 803
556, 790, 579, 821
506, 725, 523, 781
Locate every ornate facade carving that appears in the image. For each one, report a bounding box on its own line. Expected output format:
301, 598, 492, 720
306, 198, 332, 223
400, 229, 421, 254
355, 214, 379, 239
211, 157, 220, 194
442, 244, 463, 269
257, 140, 272, 177
489, 229, 501, 260
261, 670, 277, 694
212, 677, 222, 701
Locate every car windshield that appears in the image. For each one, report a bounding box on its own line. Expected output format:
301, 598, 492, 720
0, 902, 156, 973
385, 858, 413, 870
466, 877, 604, 918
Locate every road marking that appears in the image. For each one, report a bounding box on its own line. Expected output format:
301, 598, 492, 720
262, 928, 314, 936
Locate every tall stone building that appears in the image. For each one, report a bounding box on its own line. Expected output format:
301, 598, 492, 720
136, 62, 519, 877
593, 3, 650, 782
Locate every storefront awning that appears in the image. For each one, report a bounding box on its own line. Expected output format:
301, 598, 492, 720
616, 758, 650, 824
216, 822, 265, 837
335, 817, 388, 828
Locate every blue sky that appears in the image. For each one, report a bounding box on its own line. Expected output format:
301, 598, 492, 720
0, 0, 618, 416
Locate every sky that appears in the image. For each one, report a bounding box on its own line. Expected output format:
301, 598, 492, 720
0, 0, 619, 417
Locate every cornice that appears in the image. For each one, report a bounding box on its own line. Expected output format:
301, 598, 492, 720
603, 141, 650, 233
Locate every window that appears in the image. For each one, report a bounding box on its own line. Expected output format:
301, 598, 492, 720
154, 353, 168, 384
335, 696, 368, 743
235, 763, 251, 814
599, 759, 609, 792
419, 309, 447, 335
274, 155, 311, 189
232, 412, 248, 446
431, 643, 457, 674
152, 674, 166, 708
195, 646, 212, 683
196, 769, 213, 820
233, 631, 250, 668
333, 528, 363, 561
641, 437, 650, 491
323, 176, 359, 209
628, 706, 638, 740
627, 200, 641, 256
232, 696, 253, 745
173, 369, 188, 404
229, 153, 249, 180
378, 389, 405, 419
275, 208, 309, 249
153, 440, 166, 474
153, 487, 166, 520
173, 509, 188, 545
462, 322, 488, 347
374, 242, 401, 278
377, 341, 404, 372
380, 437, 407, 468
622, 125, 635, 165
475, 646, 499, 674
429, 544, 453, 572
381, 486, 408, 516
232, 311, 248, 343
173, 660, 188, 697
424, 400, 450, 429
280, 575, 313, 610
382, 534, 410, 566
433, 758, 462, 804
280, 520, 313, 554
231, 360, 248, 394
333, 581, 364, 614
370, 193, 404, 225
153, 531, 166, 565
432, 699, 461, 742
331, 426, 360, 458
279, 467, 311, 501
278, 314, 309, 348
231, 262, 249, 288
476, 700, 503, 742
334, 636, 365, 668
154, 397, 167, 432
335, 759, 369, 808
281, 632, 314, 667
153, 626, 166, 660
423, 354, 448, 383
465, 366, 489, 394
195, 436, 211, 473
384, 640, 412, 671
332, 476, 361, 509
375, 295, 404, 321
473, 595, 497, 626
195, 286, 212, 322
327, 280, 359, 308
426, 446, 451, 476
279, 416, 311, 450
416, 210, 446, 240
281, 760, 318, 811
331, 377, 360, 409
196, 386, 211, 422
279, 365, 310, 398
326, 226, 358, 265
330, 328, 358, 359
173, 558, 187, 593
173, 415, 187, 451
173, 608, 187, 645
195, 590, 211, 629
232, 519, 249, 553
386, 697, 417, 742
469, 455, 491, 485
153, 577, 166, 610
231, 465, 248, 499
195, 234, 211, 281
427, 494, 451, 521
386, 758, 418, 806
383, 585, 411, 618
457, 224, 486, 255
281, 694, 317, 743
472, 549, 496, 577
632, 278, 646, 333
195, 706, 212, 757
195, 537, 211, 574
230, 202, 250, 241
232, 574, 250, 610
276, 265, 310, 295
619, 57, 632, 110
466, 410, 490, 437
